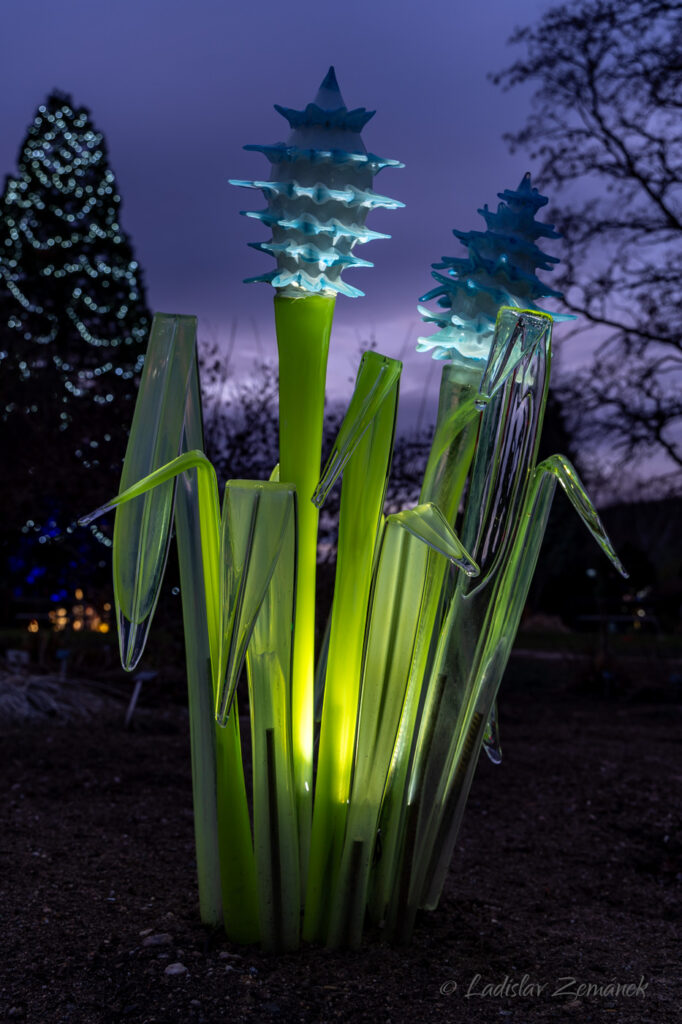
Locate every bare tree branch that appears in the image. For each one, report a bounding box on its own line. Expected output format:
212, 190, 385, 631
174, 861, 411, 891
492, 0, 682, 495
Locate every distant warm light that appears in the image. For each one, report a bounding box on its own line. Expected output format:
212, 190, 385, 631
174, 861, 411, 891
98, 623, 110, 634
103, 602, 111, 611
72, 620, 82, 631
74, 588, 83, 599
27, 619, 39, 633
48, 608, 69, 632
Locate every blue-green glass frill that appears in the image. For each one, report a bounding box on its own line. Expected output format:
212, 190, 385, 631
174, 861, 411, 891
230, 67, 403, 298
417, 172, 573, 367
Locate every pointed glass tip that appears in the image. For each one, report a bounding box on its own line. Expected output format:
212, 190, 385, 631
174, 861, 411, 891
78, 500, 115, 527
316, 66, 344, 108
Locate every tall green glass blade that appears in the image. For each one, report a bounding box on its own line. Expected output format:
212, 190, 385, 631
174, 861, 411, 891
275, 293, 335, 882
177, 361, 258, 941
312, 351, 402, 508
366, 367, 482, 926
84, 435, 257, 938
304, 350, 401, 943
385, 311, 553, 942
216, 481, 297, 727
327, 506, 478, 948
419, 454, 627, 912
366, 504, 481, 928
419, 363, 481, 525
112, 313, 197, 670
225, 483, 300, 951
172, 353, 223, 927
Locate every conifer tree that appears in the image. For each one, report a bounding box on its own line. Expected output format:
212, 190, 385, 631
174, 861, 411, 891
0, 91, 151, 601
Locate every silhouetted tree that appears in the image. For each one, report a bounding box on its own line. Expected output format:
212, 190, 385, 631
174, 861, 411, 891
493, 0, 682, 496
0, 91, 150, 603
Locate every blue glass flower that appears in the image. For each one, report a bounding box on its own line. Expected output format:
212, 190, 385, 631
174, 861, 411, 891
418, 173, 572, 366
230, 67, 403, 298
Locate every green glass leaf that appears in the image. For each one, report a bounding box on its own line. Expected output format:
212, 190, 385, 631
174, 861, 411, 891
304, 349, 401, 943
383, 310, 554, 942
111, 313, 197, 670
240, 484, 300, 950
215, 481, 297, 727
477, 306, 553, 407
537, 454, 628, 578
391, 503, 479, 576
312, 350, 402, 508
419, 363, 481, 524
327, 506, 477, 947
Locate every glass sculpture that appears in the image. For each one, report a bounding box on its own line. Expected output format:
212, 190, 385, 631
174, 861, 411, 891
81, 70, 626, 950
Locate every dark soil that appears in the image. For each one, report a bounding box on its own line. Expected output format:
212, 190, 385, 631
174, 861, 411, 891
1, 653, 680, 1024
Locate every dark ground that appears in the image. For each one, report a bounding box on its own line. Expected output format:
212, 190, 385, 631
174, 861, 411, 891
1, 651, 680, 1024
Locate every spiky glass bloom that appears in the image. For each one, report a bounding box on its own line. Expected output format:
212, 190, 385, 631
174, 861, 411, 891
230, 67, 403, 298
418, 172, 570, 365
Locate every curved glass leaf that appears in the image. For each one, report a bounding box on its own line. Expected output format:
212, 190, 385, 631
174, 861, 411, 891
478, 306, 553, 406
111, 313, 197, 669
215, 482, 296, 726
312, 350, 402, 508
304, 349, 401, 943
537, 454, 628, 577
391, 503, 479, 576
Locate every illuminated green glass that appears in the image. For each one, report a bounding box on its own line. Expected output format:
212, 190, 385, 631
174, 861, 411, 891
80, 313, 258, 944
304, 350, 401, 943
217, 481, 300, 951
76, 87, 633, 956
274, 292, 335, 886
327, 504, 479, 948
381, 309, 626, 942
112, 313, 195, 671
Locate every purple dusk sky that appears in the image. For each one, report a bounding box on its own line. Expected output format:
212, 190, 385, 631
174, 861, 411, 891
1, 0, 567, 427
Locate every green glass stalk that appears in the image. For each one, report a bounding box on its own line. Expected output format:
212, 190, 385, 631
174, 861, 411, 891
274, 293, 335, 883
174, 347, 224, 927
303, 351, 400, 943
327, 505, 478, 948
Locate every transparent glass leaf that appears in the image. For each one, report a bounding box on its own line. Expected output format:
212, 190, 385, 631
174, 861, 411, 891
312, 350, 402, 508
391, 503, 479, 576
327, 506, 476, 947
537, 454, 627, 577
383, 311, 553, 942
412, 452, 627, 918
243, 487, 299, 951
111, 313, 197, 669
482, 700, 502, 765
215, 482, 296, 726
477, 306, 553, 406
304, 350, 401, 943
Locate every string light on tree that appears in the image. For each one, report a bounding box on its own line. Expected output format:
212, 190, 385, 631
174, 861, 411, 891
0, 90, 151, 598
